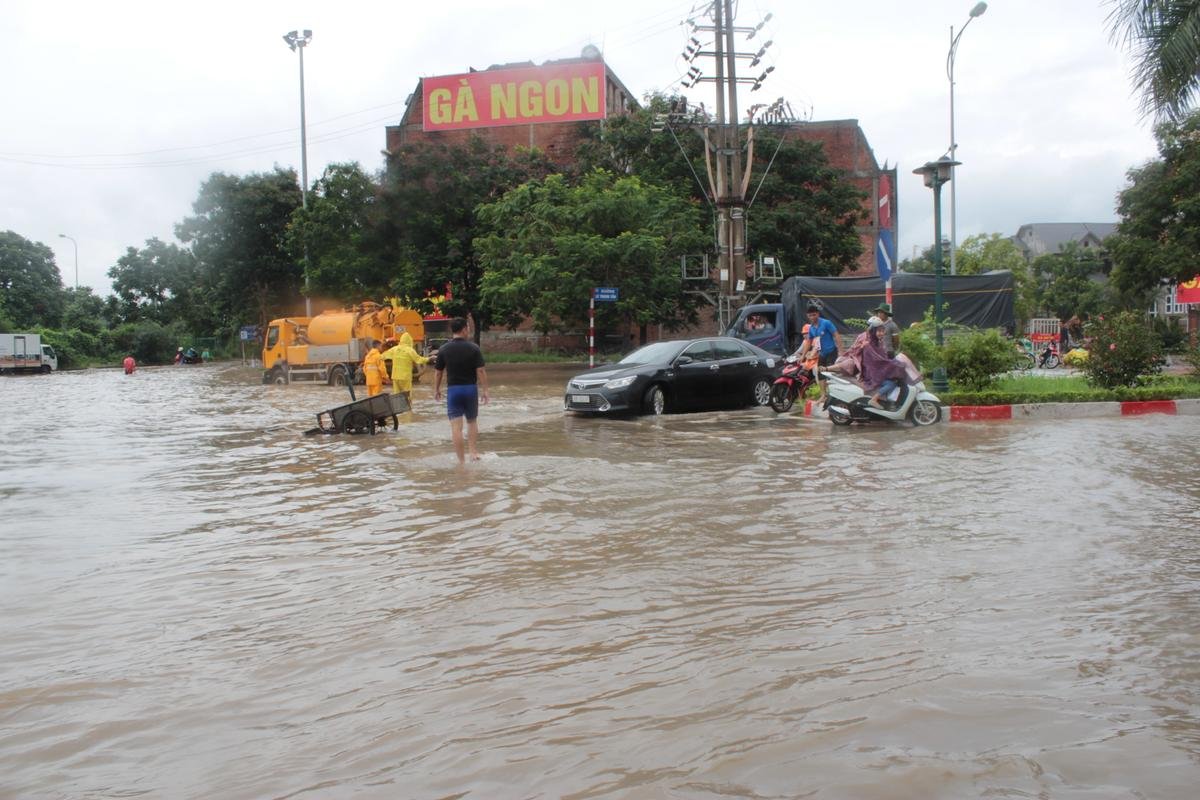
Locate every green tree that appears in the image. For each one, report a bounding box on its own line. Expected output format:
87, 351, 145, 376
374, 137, 554, 338
576, 99, 867, 276
1029, 243, 1114, 320
743, 129, 866, 276
955, 233, 1035, 321
476, 170, 709, 339
1107, 0, 1200, 122
107, 238, 199, 327
286, 162, 386, 304
61, 286, 108, 336
0, 230, 65, 328
176, 169, 303, 333
1108, 111, 1200, 302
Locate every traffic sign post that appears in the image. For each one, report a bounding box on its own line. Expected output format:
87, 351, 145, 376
590, 288, 618, 367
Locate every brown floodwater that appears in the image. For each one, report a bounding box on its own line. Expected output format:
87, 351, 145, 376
2, 363, 1198, 798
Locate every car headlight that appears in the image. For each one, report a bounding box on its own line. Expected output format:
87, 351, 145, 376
603, 375, 637, 390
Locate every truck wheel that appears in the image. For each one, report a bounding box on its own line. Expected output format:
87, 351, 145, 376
270, 368, 288, 385
328, 365, 350, 386
40, 365, 52, 374
342, 410, 374, 435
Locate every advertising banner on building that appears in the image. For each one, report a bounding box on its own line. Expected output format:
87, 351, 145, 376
1177, 276, 1200, 304
423, 62, 607, 132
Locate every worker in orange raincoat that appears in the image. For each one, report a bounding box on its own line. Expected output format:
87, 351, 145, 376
362, 339, 388, 397
381, 332, 430, 408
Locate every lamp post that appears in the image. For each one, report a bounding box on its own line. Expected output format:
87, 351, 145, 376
946, 1, 987, 276
57, 233, 78, 289
913, 156, 960, 394
283, 28, 313, 317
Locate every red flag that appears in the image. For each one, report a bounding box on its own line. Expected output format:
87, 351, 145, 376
1178, 276, 1200, 304
878, 173, 892, 230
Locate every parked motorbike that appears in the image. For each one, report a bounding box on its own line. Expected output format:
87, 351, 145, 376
769, 356, 814, 413
821, 370, 943, 426
1038, 341, 1062, 369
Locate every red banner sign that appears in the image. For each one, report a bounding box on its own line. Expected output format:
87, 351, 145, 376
422, 62, 607, 131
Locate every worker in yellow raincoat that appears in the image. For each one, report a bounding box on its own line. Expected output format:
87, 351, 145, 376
362, 339, 388, 397
381, 332, 431, 408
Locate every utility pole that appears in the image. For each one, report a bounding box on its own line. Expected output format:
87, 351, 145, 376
678, 3, 774, 330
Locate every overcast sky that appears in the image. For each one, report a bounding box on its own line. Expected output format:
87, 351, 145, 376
2, 0, 1159, 296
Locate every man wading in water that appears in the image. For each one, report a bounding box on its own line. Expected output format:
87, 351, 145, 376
433, 317, 490, 463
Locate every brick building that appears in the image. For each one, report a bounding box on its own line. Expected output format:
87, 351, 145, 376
781, 120, 897, 276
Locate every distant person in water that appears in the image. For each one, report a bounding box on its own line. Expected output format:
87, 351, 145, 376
123, 355, 136, 374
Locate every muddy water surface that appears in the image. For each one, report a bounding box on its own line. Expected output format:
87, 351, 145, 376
2, 363, 1198, 798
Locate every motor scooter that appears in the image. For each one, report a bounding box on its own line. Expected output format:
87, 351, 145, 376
820, 370, 943, 426
768, 356, 814, 413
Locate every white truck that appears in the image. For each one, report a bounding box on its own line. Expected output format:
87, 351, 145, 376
0, 333, 58, 374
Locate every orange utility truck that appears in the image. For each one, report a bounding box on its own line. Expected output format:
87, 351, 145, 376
261, 301, 425, 385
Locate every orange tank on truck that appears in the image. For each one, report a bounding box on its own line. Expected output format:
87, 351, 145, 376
261, 301, 424, 386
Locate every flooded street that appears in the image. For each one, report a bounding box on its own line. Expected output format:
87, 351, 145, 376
3, 363, 1199, 798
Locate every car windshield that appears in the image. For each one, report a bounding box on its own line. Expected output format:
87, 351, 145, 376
618, 341, 684, 365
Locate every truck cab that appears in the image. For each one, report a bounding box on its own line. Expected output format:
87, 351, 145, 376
726, 304, 795, 356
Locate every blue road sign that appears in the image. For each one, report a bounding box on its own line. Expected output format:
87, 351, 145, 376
593, 287, 618, 302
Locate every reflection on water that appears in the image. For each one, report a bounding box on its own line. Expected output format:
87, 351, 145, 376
2, 364, 1199, 798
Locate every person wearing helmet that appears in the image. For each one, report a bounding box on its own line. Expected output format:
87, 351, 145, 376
863, 317, 907, 409
174, 347, 183, 365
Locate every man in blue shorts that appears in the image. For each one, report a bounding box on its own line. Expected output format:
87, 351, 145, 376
433, 317, 490, 463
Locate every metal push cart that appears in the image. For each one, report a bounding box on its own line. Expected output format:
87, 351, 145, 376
315, 391, 411, 435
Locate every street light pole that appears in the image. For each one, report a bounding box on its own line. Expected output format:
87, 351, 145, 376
57, 233, 78, 289
283, 28, 313, 317
914, 156, 960, 394
947, 1, 987, 276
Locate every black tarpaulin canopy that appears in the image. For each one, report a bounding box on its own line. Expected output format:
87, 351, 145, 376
780, 272, 1015, 332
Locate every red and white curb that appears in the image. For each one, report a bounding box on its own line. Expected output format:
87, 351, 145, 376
802, 398, 1200, 421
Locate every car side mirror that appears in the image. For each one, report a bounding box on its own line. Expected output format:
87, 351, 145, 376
675, 355, 693, 366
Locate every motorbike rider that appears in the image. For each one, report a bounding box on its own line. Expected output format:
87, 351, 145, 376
795, 304, 839, 401
862, 318, 908, 410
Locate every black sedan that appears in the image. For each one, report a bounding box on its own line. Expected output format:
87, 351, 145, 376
564, 337, 781, 415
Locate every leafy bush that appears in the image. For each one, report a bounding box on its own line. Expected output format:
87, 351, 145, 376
941, 328, 1019, 390
1080, 311, 1163, 388
1151, 316, 1188, 353
34, 327, 103, 369
104, 321, 184, 365
1063, 347, 1089, 366
1182, 344, 1200, 377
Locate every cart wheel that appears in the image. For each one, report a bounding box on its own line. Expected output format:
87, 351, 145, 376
342, 410, 374, 435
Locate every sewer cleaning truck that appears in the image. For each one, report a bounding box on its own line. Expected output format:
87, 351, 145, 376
261, 301, 425, 385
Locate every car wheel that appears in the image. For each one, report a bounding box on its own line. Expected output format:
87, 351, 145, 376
751, 378, 772, 406
909, 399, 942, 426
769, 382, 794, 413
642, 384, 666, 415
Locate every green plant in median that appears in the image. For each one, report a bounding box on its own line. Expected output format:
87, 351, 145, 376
941, 327, 1019, 390
1080, 311, 1164, 388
